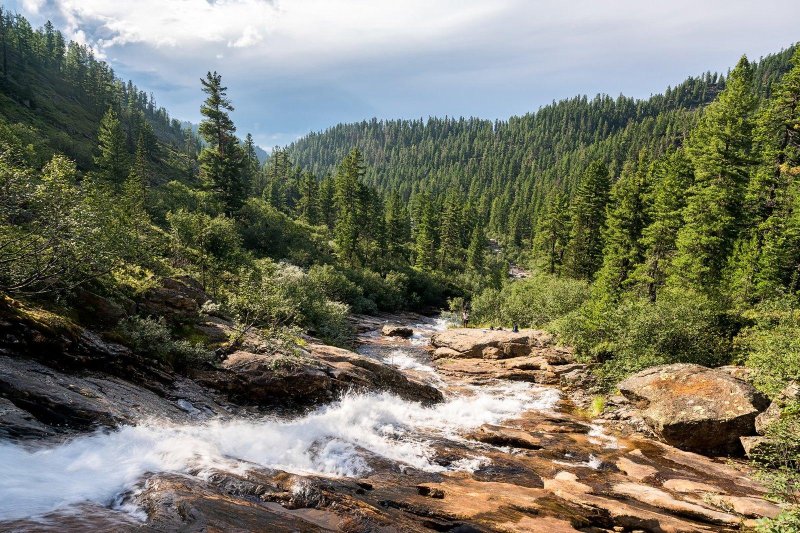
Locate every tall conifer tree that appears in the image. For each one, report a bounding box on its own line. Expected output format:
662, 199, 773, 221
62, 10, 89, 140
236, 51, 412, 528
564, 161, 611, 279
669, 56, 756, 293
198, 71, 245, 215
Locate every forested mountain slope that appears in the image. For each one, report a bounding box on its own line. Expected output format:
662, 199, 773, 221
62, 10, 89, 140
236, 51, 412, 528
0, 9, 196, 178
287, 47, 796, 244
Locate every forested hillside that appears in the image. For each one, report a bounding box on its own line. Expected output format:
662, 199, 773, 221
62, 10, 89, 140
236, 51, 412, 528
286, 48, 795, 246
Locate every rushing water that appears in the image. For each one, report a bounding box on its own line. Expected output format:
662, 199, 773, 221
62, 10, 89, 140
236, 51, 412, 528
0, 316, 559, 522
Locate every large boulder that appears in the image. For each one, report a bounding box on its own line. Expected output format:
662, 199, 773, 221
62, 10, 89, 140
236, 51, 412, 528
381, 325, 413, 338
197, 344, 443, 408
430, 328, 553, 359
618, 364, 769, 455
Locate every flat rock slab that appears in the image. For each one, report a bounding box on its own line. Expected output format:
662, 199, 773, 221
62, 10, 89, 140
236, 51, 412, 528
430, 328, 554, 359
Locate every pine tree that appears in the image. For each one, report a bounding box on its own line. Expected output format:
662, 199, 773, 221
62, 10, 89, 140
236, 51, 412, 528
564, 161, 611, 279
467, 224, 486, 273
121, 133, 150, 254
385, 191, 410, 263
594, 153, 652, 300
533, 188, 570, 275
414, 195, 437, 271
669, 56, 756, 293
94, 107, 129, 184
737, 48, 800, 300
318, 175, 336, 229
296, 170, 320, 225
198, 71, 245, 215
334, 148, 365, 265
243, 133, 260, 197
438, 191, 463, 269
631, 149, 694, 301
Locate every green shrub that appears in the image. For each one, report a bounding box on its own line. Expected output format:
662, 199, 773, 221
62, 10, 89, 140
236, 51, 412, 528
555, 288, 731, 386
471, 272, 589, 328
737, 298, 800, 397
226, 259, 354, 347
752, 402, 800, 532
115, 316, 213, 370
756, 509, 800, 533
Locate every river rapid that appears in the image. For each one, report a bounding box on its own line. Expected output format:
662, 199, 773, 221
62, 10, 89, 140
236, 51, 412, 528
0, 317, 559, 523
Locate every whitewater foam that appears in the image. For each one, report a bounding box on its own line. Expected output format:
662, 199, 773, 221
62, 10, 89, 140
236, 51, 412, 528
0, 383, 558, 521
381, 349, 436, 373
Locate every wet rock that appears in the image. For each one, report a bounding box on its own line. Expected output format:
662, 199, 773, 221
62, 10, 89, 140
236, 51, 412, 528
466, 425, 544, 450
755, 382, 800, 435
381, 325, 413, 338
134, 473, 334, 532
0, 396, 56, 440
0, 355, 218, 437
197, 344, 443, 408
618, 363, 769, 455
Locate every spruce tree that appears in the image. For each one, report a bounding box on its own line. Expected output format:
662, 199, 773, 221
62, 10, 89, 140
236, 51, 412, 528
94, 107, 129, 185
631, 149, 694, 301
333, 148, 365, 265
385, 191, 410, 263
564, 161, 611, 279
669, 56, 756, 293
594, 153, 652, 300
414, 196, 437, 271
533, 188, 570, 275
467, 224, 486, 273
198, 71, 245, 215
296, 170, 320, 225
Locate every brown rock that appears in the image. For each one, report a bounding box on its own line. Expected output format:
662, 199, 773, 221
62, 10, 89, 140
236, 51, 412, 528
611, 482, 740, 526
616, 456, 658, 481
482, 346, 503, 359
466, 425, 544, 450
199, 344, 443, 408
138, 277, 209, 324
381, 325, 413, 338
432, 347, 461, 359
430, 328, 540, 358
618, 363, 769, 455
740, 435, 771, 457
662, 479, 721, 494
722, 496, 782, 519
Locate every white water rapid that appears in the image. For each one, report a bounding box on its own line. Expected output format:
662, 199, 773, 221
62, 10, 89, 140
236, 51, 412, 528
0, 317, 558, 522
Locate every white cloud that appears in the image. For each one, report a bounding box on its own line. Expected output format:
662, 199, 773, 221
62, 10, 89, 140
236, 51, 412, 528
12, 0, 800, 148
229, 25, 263, 48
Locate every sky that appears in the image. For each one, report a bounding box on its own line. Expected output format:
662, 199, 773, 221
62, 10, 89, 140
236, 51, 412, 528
8, 0, 800, 150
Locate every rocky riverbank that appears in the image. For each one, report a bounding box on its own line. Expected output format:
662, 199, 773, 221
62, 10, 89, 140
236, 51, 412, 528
0, 305, 788, 532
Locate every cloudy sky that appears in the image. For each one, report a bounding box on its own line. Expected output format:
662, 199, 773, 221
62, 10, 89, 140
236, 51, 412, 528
8, 0, 800, 149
